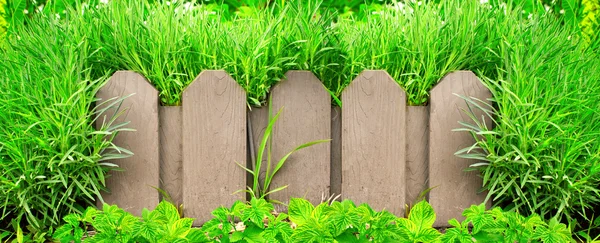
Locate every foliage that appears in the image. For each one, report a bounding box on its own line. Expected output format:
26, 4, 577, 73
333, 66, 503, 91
442, 204, 573, 243
3, 0, 514, 106
0, 3, 132, 237
82, 0, 345, 106
580, 0, 600, 45
0, 0, 6, 43
235, 99, 330, 201
334, 0, 495, 105
455, 0, 600, 231
53, 198, 574, 243
2, 0, 600, 240
2, 0, 100, 34
52, 201, 209, 243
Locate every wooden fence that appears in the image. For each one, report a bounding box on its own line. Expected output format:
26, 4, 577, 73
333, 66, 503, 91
94, 70, 492, 227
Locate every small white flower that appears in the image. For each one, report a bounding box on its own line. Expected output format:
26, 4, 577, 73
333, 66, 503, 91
417, 1, 422, 6
100, 0, 108, 4
23, 9, 29, 14
480, 0, 489, 3
166, 1, 171, 6
559, 9, 565, 14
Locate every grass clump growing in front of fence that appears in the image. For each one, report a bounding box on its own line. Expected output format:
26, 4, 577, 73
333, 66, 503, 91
0, 9, 132, 235
456, 1, 600, 234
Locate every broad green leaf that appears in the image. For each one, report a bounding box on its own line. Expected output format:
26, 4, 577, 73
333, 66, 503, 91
323, 201, 361, 236
170, 218, 195, 238
414, 228, 441, 242
52, 225, 74, 242
156, 201, 182, 224
440, 227, 472, 243
243, 198, 273, 228
186, 228, 211, 243
133, 220, 162, 242
291, 224, 333, 243
230, 231, 244, 242
288, 198, 315, 226
242, 224, 266, 243
211, 206, 231, 221
62, 214, 80, 227
200, 218, 226, 238
461, 203, 493, 234
409, 200, 437, 231
532, 218, 572, 243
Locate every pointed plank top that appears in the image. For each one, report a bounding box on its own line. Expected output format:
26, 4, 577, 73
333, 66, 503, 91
183, 70, 242, 97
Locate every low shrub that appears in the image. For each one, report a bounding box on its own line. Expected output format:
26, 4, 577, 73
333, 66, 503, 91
52, 198, 574, 243
456, 0, 600, 233
0, 6, 132, 236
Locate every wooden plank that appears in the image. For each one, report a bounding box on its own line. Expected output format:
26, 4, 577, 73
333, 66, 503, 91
406, 106, 430, 208
95, 71, 160, 215
182, 70, 246, 226
159, 106, 183, 208
330, 105, 342, 199
341, 70, 406, 216
269, 71, 331, 210
429, 71, 492, 227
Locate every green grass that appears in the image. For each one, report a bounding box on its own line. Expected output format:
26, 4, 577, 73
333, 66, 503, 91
1, 0, 600, 238
57, 0, 502, 106
333, 0, 498, 105
85, 0, 343, 106
455, 1, 600, 233
0, 8, 132, 233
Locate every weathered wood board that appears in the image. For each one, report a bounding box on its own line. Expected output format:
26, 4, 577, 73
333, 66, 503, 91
429, 71, 492, 227
341, 70, 407, 216
182, 71, 246, 225
95, 71, 160, 215
159, 106, 183, 208
269, 71, 331, 210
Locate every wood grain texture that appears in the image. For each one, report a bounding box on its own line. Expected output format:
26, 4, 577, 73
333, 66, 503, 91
159, 106, 183, 208
341, 70, 406, 216
429, 71, 492, 227
182, 71, 246, 226
330, 105, 342, 199
95, 71, 160, 215
269, 71, 331, 210
406, 106, 429, 206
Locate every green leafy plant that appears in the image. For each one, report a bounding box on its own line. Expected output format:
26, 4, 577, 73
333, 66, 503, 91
334, 0, 495, 105
455, 0, 600, 229
443, 204, 573, 243
52, 201, 210, 243
202, 197, 293, 242
236, 100, 330, 200
0, 1, 133, 238
53, 197, 575, 243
